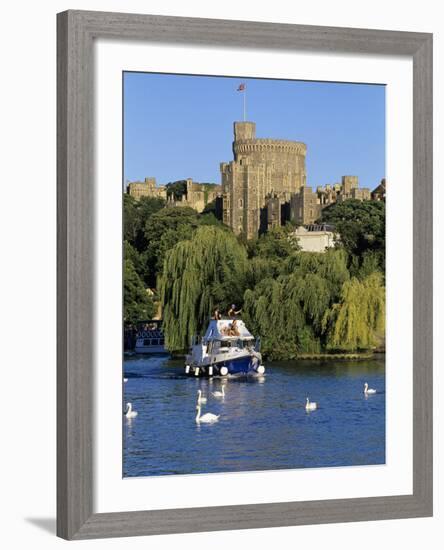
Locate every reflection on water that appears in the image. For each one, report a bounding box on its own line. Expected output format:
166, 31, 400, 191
123, 355, 385, 477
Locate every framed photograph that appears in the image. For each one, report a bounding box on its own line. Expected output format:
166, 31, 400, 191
57, 10, 433, 540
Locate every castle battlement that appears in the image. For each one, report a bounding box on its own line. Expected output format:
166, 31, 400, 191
127, 177, 221, 213
234, 139, 307, 156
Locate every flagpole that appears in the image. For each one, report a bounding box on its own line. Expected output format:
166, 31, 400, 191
243, 87, 247, 121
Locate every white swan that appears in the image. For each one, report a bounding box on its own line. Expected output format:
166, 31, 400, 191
197, 389, 207, 404
305, 397, 317, 411
195, 405, 219, 424
125, 402, 138, 418
123, 378, 128, 383
212, 386, 225, 398
364, 382, 377, 395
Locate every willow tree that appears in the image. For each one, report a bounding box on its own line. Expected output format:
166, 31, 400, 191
283, 248, 349, 299
243, 249, 353, 358
159, 226, 248, 351
322, 272, 385, 351
244, 277, 302, 359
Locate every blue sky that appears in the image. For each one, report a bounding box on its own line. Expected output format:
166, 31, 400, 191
124, 72, 385, 190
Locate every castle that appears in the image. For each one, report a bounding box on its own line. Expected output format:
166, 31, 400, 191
127, 121, 383, 240
127, 177, 221, 213
221, 121, 374, 240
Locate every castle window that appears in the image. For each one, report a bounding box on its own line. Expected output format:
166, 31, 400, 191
239, 198, 243, 207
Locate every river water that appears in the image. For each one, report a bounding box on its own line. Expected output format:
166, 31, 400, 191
123, 355, 385, 477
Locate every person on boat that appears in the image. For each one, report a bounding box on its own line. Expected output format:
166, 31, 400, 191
229, 319, 240, 336
228, 304, 241, 318
213, 307, 222, 320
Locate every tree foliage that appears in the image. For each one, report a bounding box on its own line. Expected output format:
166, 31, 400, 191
123, 259, 155, 325
123, 194, 166, 252
318, 199, 385, 274
159, 226, 248, 351
242, 249, 384, 357
142, 207, 200, 286
123, 191, 385, 355
248, 225, 300, 260
322, 272, 385, 351
166, 180, 187, 200
243, 250, 349, 358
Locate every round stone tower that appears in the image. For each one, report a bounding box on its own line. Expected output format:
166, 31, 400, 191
232, 121, 306, 196
221, 121, 307, 239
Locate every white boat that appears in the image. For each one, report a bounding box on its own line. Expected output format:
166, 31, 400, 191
134, 320, 168, 354
185, 318, 265, 377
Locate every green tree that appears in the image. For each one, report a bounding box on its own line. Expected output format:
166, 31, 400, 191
318, 199, 385, 271
123, 259, 155, 325
123, 194, 165, 251
123, 194, 139, 243
124, 240, 143, 273
159, 226, 248, 351
243, 250, 350, 358
243, 278, 305, 359
143, 207, 200, 285
166, 180, 187, 200
250, 225, 300, 260
322, 272, 385, 351
283, 248, 350, 300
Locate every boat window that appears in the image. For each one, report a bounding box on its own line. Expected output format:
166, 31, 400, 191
143, 339, 151, 346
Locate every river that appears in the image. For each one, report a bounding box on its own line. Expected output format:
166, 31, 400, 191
123, 355, 385, 477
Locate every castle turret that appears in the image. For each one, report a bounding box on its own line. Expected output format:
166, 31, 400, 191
221, 121, 307, 239
234, 121, 256, 142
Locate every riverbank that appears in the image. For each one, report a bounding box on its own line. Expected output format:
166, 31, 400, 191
293, 352, 377, 361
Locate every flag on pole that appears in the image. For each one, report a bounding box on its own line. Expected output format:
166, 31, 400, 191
237, 83, 247, 120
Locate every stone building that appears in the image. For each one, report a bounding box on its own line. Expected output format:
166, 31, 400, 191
371, 178, 386, 201
291, 176, 372, 225
167, 178, 220, 212
221, 121, 374, 237
293, 224, 338, 253
221, 121, 307, 239
127, 177, 221, 214
127, 177, 166, 200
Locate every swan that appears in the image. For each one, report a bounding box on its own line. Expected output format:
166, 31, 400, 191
195, 405, 219, 424
197, 389, 207, 404
123, 378, 128, 383
305, 397, 317, 411
212, 386, 225, 398
364, 382, 377, 395
125, 402, 138, 418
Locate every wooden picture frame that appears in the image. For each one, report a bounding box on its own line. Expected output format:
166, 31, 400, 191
57, 9, 433, 540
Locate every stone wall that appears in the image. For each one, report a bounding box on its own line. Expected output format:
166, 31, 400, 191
127, 177, 221, 214
127, 177, 166, 200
